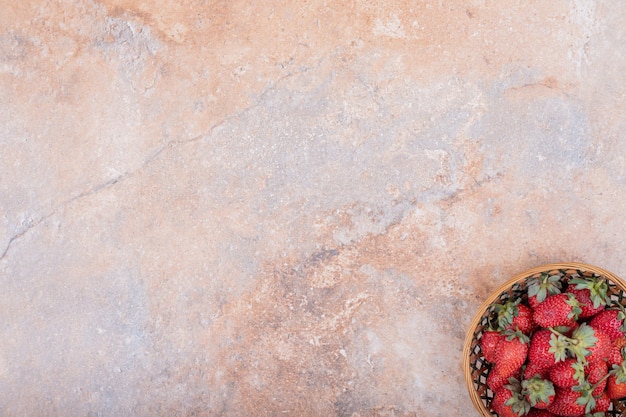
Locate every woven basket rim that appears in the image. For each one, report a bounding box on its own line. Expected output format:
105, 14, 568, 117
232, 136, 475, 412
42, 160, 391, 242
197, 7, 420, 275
462, 262, 626, 417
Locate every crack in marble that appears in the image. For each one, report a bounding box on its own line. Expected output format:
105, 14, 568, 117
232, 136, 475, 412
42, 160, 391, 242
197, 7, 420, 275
0, 221, 40, 261
0, 51, 401, 263
0, 159, 147, 262
0, 58, 328, 263
166, 56, 328, 151
0, 176, 124, 262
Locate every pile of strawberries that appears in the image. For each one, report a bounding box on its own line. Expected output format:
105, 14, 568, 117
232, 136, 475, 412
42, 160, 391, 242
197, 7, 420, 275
480, 271, 626, 417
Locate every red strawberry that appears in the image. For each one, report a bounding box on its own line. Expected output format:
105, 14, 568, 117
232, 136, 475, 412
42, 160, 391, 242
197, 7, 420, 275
591, 391, 611, 413
492, 379, 531, 417
608, 341, 625, 366
488, 368, 516, 392
559, 323, 611, 364
522, 375, 555, 409
607, 363, 626, 400
533, 293, 582, 329
527, 295, 543, 310
586, 359, 608, 396
481, 330, 504, 363
529, 329, 567, 369
507, 303, 536, 335
494, 299, 536, 335
527, 273, 563, 309
492, 331, 530, 380
608, 374, 626, 400
547, 388, 588, 416
568, 288, 605, 319
549, 358, 584, 389
528, 296, 540, 310
584, 324, 612, 364
608, 336, 626, 366
568, 276, 610, 318
524, 361, 552, 381
589, 307, 626, 341
552, 319, 579, 336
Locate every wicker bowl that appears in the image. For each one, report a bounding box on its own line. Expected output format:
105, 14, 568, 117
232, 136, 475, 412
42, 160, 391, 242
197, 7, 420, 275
463, 262, 626, 417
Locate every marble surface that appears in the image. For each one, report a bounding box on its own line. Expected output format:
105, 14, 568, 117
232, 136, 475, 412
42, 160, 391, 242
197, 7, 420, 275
2, 1, 626, 416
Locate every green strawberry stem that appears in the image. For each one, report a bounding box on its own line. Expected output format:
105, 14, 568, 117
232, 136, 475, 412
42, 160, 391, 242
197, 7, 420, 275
547, 329, 581, 347
522, 375, 555, 408
588, 369, 612, 392
548, 324, 597, 363
547, 328, 573, 363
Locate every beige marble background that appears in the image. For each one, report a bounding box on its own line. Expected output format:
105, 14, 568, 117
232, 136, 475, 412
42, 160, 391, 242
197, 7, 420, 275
2, 1, 626, 416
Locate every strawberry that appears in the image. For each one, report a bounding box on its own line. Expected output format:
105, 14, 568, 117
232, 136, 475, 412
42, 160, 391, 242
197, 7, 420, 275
607, 373, 626, 400
583, 324, 611, 364
527, 273, 563, 309
547, 387, 593, 417
529, 329, 568, 369
568, 288, 605, 319
494, 298, 536, 334
607, 363, 626, 400
533, 293, 582, 329
507, 303, 536, 335
524, 361, 552, 381
608, 337, 626, 366
527, 295, 543, 311
549, 358, 584, 389
589, 306, 626, 341
522, 375, 555, 409
591, 391, 611, 413
555, 323, 610, 364
492, 378, 531, 417
481, 329, 504, 363
585, 359, 608, 396
488, 368, 517, 392
568, 276, 610, 319
492, 331, 530, 380
552, 320, 579, 336
608, 341, 625, 366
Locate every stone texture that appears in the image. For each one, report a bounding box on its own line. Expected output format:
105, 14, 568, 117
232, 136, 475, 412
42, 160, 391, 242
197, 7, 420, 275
1, 1, 626, 416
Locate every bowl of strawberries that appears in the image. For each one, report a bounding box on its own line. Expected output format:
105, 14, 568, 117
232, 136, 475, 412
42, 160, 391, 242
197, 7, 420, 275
463, 263, 626, 417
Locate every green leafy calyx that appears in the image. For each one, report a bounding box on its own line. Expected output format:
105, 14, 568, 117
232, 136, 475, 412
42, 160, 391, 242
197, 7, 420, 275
522, 376, 555, 407
527, 273, 562, 303
569, 323, 598, 362
570, 276, 610, 308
